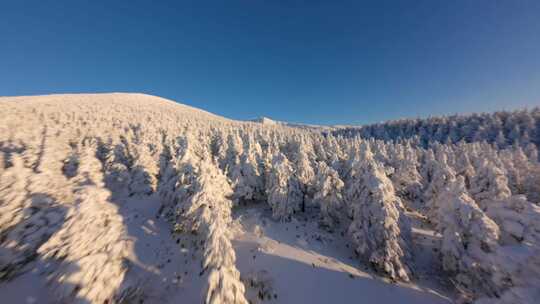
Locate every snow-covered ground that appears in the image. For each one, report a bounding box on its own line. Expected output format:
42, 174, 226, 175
232, 205, 452, 304
0, 200, 454, 304
0, 193, 206, 304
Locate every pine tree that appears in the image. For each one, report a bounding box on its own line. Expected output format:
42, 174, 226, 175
38, 147, 134, 303
434, 176, 501, 297
423, 152, 456, 217
293, 145, 315, 212
266, 153, 303, 220
346, 145, 412, 281
313, 161, 344, 229
388, 143, 423, 202
469, 159, 512, 209
175, 158, 248, 304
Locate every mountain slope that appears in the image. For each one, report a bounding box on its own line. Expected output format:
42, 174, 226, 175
0, 93, 539, 304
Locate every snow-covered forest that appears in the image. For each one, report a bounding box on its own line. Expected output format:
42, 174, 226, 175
333, 109, 540, 149
0, 93, 539, 304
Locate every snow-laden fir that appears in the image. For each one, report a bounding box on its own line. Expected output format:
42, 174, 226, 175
0, 93, 539, 303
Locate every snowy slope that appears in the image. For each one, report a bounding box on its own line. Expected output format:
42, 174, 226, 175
232, 206, 452, 304
0, 93, 539, 304
248, 116, 335, 131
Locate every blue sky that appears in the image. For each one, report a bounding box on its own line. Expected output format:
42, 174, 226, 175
1, 1, 539, 125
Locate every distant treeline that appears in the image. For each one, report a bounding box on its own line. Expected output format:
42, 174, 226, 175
332, 108, 540, 151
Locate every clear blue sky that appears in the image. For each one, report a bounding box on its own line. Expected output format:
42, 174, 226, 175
1, 1, 539, 125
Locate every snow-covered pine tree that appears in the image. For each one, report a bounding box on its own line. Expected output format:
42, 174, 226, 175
38, 147, 134, 303
128, 143, 158, 196
292, 144, 316, 212
454, 144, 476, 188
434, 176, 501, 298
313, 161, 344, 229
423, 152, 456, 218
388, 143, 423, 202
469, 159, 512, 210
227, 154, 250, 204
0, 154, 36, 279
0, 155, 32, 234
223, 132, 244, 173
524, 163, 540, 204
346, 144, 412, 281
266, 152, 303, 220
420, 149, 438, 191
225, 138, 266, 205
174, 156, 248, 304
99, 142, 132, 196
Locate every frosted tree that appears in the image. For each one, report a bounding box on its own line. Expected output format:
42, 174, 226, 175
420, 150, 438, 189
433, 176, 501, 298
332, 107, 540, 150
342, 141, 362, 190
174, 157, 248, 304
0, 155, 35, 279
293, 144, 316, 212
469, 159, 512, 209
128, 144, 158, 196
513, 145, 540, 203
451, 154, 539, 245
0, 139, 75, 279
524, 163, 540, 203
494, 130, 507, 148
476, 203, 540, 303
471, 157, 540, 244
223, 132, 244, 173
524, 142, 538, 161
423, 153, 456, 218
38, 147, 134, 303
372, 140, 390, 166
156, 137, 190, 207
227, 154, 251, 204
453, 144, 476, 188
226, 147, 265, 205
266, 153, 303, 220
3, 89, 540, 304
100, 142, 132, 196
210, 131, 228, 166
241, 138, 266, 201
0, 155, 31, 234
128, 164, 154, 196
346, 145, 412, 281
499, 147, 527, 194
313, 161, 344, 229
508, 125, 522, 146
244, 134, 266, 196
476, 253, 540, 304
388, 143, 423, 202
325, 135, 345, 172
482, 194, 540, 246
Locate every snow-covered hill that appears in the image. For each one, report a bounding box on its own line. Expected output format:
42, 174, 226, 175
249, 116, 335, 131
0, 93, 539, 304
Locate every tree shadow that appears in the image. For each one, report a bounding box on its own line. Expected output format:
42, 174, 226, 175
232, 206, 454, 304
234, 238, 453, 304
0, 193, 91, 304
96, 143, 206, 303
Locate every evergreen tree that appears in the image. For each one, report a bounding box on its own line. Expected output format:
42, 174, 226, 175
313, 161, 344, 228
434, 176, 501, 297
346, 145, 412, 281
